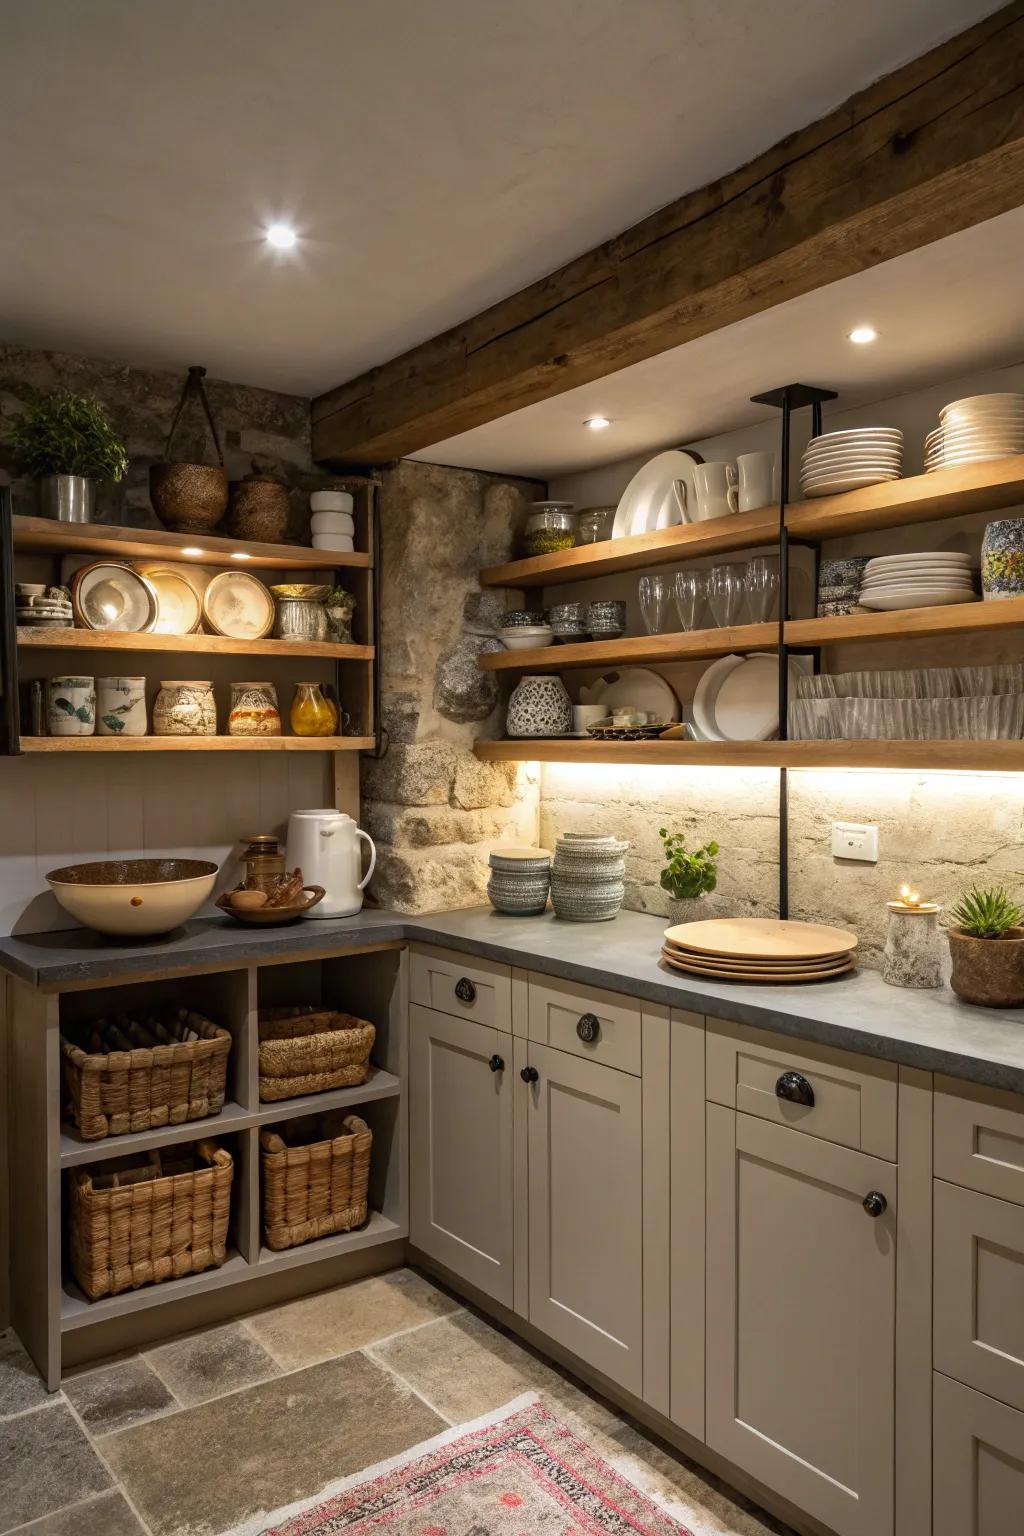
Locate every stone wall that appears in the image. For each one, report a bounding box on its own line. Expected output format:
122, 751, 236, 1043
363, 459, 540, 913
0, 343, 315, 536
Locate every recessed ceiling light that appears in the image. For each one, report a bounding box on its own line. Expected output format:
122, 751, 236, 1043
848, 325, 878, 345
265, 223, 297, 250
584, 416, 611, 431
181, 546, 205, 557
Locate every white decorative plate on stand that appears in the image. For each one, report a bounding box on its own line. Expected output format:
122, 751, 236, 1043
612, 450, 703, 538
584, 668, 681, 722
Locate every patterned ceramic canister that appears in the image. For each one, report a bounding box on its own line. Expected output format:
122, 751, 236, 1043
153, 679, 217, 736
982, 518, 1024, 599
506, 675, 573, 737
227, 681, 281, 736
47, 675, 95, 735
96, 676, 147, 736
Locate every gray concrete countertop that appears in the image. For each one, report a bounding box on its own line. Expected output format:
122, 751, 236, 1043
3, 905, 1024, 1093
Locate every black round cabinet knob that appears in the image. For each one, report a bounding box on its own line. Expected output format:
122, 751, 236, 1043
576, 1013, 600, 1043
520, 1066, 539, 1084
488, 1054, 504, 1074
863, 1191, 888, 1218
454, 977, 476, 1004
775, 1070, 815, 1108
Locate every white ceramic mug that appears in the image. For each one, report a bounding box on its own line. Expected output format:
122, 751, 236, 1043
736, 451, 776, 513
691, 462, 738, 521
573, 703, 605, 736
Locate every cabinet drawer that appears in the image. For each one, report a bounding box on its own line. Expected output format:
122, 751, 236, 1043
934, 1372, 1024, 1536
706, 1017, 897, 1160
935, 1179, 1024, 1412
934, 1075, 1024, 1206
527, 975, 641, 1075
409, 945, 511, 1030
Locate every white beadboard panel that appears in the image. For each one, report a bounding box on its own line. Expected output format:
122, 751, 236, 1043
0, 752, 332, 936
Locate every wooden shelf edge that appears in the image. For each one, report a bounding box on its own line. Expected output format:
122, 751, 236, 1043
12, 514, 372, 573
473, 738, 1024, 771
17, 735, 375, 753
16, 628, 374, 661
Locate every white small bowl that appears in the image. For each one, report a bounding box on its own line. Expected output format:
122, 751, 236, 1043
312, 533, 355, 553
310, 511, 355, 536
500, 628, 555, 650
310, 490, 354, 514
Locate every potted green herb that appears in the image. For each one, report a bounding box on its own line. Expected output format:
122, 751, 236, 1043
947, 886, 1024, 1007
659, 829, 719, 902
3, 390, 128, 523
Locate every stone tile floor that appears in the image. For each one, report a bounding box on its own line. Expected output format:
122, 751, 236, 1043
0, 1268, 790, 1536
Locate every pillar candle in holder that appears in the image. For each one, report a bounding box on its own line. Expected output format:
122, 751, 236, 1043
882, 884, 942, 989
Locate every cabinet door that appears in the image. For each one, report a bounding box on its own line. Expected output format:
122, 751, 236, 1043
523, 1039, 643, 1396
706, 1105, 896, 1536
934, 1372, 1024, 1535
409, 1003, 514, 1307
934, 1179, 1024, 1412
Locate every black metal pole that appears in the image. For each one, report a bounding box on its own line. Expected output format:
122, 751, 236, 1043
0, 488, 21, 756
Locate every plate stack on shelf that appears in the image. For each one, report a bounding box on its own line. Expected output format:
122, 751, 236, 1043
925, 394, 1024, 472
857, 551, 978, 611
800, 428, 903, 498
661, 918, 858, 983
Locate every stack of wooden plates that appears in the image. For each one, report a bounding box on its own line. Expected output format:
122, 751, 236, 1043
661, 918, 858, 983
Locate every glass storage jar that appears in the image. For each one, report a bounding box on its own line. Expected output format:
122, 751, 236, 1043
228, 681, 281, 736
290, 681, 339, 737
522, 502, 577, 556
240, 834, 286, 892
576, 505, 616, 544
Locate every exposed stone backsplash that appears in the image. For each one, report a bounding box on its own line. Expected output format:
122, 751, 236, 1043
363, 459, 541, 913
0, 343, 318, 539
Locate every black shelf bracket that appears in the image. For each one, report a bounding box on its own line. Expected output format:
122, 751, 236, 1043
0, 487, 21, 756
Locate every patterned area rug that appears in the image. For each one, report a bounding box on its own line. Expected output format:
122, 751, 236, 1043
239, 1394, 694, 1536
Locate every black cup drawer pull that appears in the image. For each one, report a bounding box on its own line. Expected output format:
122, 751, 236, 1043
775, 1070, 815, 1108
576, 1012, 600, 1043
520, 1065, 539, 1084
863, 1191, 887, 1218
454, 976, 477, 1004
489, 1054, 504, 1074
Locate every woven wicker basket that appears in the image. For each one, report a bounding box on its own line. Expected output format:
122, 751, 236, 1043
257, 1006, 375, 1101
61, 1009, 231, 1141
260, 1116, 372, 1250
69, 1139, 233, 1300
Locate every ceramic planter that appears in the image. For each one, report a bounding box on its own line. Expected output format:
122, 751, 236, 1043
981, 518, 1024, 599
47, 676, 95, 735
97, 676, 147, 736
506, 675, 573, 737
947, 926, 1024, 1006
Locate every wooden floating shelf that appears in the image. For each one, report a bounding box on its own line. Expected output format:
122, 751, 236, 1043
480, 456, 1024, 589
17, 735, 374, 753
11, 514, 372, 572
17, 628, 374, 662
473, 739, 1024, 772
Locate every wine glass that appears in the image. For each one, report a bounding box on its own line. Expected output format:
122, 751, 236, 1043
638, 574, 672, 634
746, 556, 780, 622
674, 569, 706, 631
707, 563, 746, 627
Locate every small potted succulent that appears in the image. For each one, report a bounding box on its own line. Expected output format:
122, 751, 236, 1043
659, 828, 719, 902
3, 390, 128, 522
947, 885, 1024, 1007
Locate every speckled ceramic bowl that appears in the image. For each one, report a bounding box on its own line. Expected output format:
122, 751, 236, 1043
46, 859, 218, 937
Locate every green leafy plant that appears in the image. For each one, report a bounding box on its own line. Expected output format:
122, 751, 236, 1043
949, 885, 1024, 939
2, 391, 128, 481
659, 828, 719, 901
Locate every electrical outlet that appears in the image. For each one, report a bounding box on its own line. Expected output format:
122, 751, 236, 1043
831, 821, 879, 863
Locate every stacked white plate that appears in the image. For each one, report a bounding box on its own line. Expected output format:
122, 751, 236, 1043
858, 551, 979, 611
800, 428, 903, 497
925, 393, 1024, 472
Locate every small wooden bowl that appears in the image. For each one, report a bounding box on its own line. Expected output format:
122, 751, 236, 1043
216, 885, 326, 925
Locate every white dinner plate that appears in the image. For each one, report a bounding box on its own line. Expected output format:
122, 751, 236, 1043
692, 655, 743, 741
802, 455, 902, 474
805, 428, 903, 444
589, 667, 681, 722
866, 551, 971, 567
859, 588, 981, 610
612, 450, 702, 538
941, 393, 1024, 420
802, 473, 901, 497
860, 575, 975, 589
803, 445, 903, 462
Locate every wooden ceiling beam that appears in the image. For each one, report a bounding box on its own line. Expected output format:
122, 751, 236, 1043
313, 2, 1024, 466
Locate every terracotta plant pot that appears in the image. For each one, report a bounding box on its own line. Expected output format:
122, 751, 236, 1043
947, 926, 1024, 1007
149, 462, 228, 534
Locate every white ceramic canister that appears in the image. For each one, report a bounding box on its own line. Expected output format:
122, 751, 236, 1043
96, 676, 147, 736
47, 675, 96, 735
153, 680, 217, 736
285, 809, 377, 918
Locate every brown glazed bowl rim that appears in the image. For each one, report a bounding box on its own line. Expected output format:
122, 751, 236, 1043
46, 859, 219, 887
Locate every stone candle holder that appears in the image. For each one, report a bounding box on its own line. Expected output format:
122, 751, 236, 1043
882, 894, 942, 989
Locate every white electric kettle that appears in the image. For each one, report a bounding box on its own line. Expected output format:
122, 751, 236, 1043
285, 810, 376, 919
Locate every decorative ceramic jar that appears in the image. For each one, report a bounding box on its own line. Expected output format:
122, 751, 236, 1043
47, 676, 95, 736
230, 468, 290, 543
96, 676, 147, 736
274, 597, 328, 642
550, 833, 629, 922
506, 675, 573, 738
981, 518, 1024, 599
487, 848, 551, 915
228, 681, 281, 737
153, 680, 217, 736
290, 681, 339, 737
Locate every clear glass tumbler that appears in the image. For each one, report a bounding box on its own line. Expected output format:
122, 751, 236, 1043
707, 563, 746, 627
638, 574, 673, 634
746, 556, 780, 623
674, 569, 707, 631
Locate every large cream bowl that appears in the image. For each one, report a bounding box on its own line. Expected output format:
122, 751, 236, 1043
46, 859, 218, 936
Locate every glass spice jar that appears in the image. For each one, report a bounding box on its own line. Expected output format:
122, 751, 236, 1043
522, 502, 577, 556
240, 834, 286, 892
290, 681, 339, 736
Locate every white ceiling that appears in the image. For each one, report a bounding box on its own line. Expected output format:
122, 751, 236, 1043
413, 210, 1024, 478
0, 0, 1003, 398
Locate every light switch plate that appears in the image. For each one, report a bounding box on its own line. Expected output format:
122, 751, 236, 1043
831, 821, 879, 862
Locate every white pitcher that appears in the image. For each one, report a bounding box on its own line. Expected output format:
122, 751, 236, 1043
285, 810, 377, 919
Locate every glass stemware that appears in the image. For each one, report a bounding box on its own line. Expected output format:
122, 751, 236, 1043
746, 556, 780, 623
706, 563, 746, 628
674, 569, 707, 631
638, 574, 673, 634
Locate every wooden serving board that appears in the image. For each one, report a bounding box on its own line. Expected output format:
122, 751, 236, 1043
661, 949, 855, 983
662, 941, 850, 971
663, 917, 857, 960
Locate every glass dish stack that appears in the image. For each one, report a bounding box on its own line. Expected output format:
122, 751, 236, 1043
789, 664, 1024, 741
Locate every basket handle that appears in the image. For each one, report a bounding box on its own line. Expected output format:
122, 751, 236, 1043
164, 365, 224, 466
